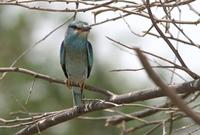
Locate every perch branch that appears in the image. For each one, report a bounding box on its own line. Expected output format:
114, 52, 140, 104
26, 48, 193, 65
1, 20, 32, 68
0, 67, 114, 97
14, 76, 200, 135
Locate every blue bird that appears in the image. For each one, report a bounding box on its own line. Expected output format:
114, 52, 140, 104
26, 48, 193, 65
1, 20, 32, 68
60, 21, 93, 106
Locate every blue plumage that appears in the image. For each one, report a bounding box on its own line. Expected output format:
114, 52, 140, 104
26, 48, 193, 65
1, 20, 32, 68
60, 21, 93, 106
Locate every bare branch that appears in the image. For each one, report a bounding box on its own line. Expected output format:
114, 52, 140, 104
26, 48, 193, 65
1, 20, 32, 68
105, 102, 170, 126
135, 47, 200, 124
13, 77, 200, 135
1, 0, 200, 134
0, 67, 115, 97
0, 17, 73, 80
145, 0, 191, 75
106, 36, 200, 79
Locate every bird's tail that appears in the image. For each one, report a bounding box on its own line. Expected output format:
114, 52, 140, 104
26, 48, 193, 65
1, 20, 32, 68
72, 86, 83, 106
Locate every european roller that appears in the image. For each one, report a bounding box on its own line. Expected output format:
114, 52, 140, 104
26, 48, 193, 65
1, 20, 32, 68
60, 21, 93, 106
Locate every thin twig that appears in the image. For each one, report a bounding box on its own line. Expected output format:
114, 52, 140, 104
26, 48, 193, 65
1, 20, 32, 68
146, 0, 190, 74
0, 17, 73, 80
0, 67, 115, 97
135, 47, 200, 124
11, 76, 200, 135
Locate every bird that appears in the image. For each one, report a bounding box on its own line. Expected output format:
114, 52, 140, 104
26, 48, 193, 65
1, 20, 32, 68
60, 20, 93, 106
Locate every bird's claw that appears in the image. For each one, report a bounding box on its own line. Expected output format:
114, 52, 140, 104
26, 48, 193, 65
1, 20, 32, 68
66, 79, 73, 89
78, 81, 85, 91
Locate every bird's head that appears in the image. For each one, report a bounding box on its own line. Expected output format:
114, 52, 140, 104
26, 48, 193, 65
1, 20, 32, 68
66, 21, 91, 38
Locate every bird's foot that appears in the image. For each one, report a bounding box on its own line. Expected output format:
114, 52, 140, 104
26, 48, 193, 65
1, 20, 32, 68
66, 79, 73, 89
78, 81, 85, 104
78, 81, 85, 91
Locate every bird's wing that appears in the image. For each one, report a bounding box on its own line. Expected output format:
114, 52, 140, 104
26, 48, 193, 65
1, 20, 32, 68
60, 41, 68, 78
86, 41, 93, 78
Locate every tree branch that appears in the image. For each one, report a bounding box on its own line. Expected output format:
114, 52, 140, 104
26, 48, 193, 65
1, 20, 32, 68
14, 77, 200, 135
105, 102, 170, 126
0, 67, 114, 97
135, 47, 200, 124
145, 0, 195, 78
106, 36, 200, 79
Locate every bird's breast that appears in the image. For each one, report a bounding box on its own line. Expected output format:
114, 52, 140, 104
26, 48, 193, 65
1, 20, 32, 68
64, 39, 88, 81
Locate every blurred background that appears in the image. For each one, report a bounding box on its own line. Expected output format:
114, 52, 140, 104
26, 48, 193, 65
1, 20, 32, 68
0, 1, 200, 134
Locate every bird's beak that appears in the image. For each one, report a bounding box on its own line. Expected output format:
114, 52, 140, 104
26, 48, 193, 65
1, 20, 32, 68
82, 25, 91, 31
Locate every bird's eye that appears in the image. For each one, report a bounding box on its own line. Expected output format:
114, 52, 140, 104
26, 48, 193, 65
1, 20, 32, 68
70, 25, 77, 29
70, 25, 82, 31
